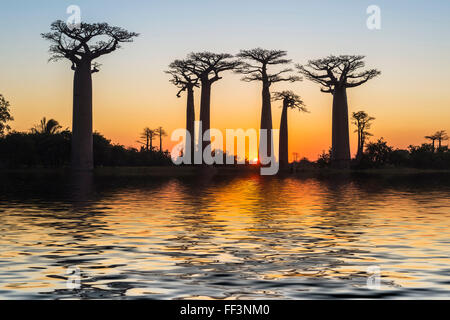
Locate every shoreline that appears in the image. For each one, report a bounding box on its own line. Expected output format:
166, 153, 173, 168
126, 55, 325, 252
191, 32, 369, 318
1, 166, 449, 177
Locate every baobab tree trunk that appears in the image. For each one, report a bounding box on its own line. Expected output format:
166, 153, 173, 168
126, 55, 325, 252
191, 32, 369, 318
199, 78, 211, 164
260, 82, 273, 160
186, 87, 195, 164
279, 101, 289, 169
72, 59, 93, 171
331, 87, 351, 168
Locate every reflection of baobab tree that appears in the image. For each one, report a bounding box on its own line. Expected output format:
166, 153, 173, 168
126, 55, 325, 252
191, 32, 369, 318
272, 91, 308, 169
41, 21, 138, 170
237, 49, 300, 160
297, 56, 380, 168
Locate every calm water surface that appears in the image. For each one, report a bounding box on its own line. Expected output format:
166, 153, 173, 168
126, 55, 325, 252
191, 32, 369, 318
0, 171, 449, 299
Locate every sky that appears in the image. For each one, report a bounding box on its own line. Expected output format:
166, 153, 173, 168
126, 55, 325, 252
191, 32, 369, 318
0, 0, 449, 160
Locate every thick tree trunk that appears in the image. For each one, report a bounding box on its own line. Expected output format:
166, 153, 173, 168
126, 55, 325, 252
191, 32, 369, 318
199, 78, 211, 164
331, 87, 351, 168
259, 81, 273, 160
72, 59, 93, 171
279, 101, 289, 169
186, 87, 195, 164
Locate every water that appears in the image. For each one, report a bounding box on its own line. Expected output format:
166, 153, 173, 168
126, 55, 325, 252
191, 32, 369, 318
0, 170, 449, 299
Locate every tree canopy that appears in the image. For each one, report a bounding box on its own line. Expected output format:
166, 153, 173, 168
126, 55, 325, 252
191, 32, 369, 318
0, 94, 14, 136
297, 55, 381, 93
237, 48, 300, 85
273, 91, 308, 112
41, 20, 139, 69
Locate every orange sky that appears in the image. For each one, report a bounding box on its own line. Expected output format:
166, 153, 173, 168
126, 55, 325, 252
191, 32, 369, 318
1, 1, 449, 161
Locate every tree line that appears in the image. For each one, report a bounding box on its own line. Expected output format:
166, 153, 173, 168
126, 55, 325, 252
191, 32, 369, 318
0, 111, 171, 168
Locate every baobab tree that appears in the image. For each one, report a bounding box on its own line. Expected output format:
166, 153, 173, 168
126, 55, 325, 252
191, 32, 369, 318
273, 91, 308, 169
352, 110, 375, 160
434, 130, 449, 150
41, 20, 138, 170
156, 126, 167, 152
184, 52, 240, 163
237, 49, 300, 160
297, 55, 380, 168
425, 133, 438, 152
166, 59, 199, 163
0, 94, 13, 137
139, 127, 156, 151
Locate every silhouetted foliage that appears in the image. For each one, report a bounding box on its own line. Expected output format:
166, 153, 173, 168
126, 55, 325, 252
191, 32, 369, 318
273, 91, 308, 168
352, 111, 375, 159
42, 20, 138, 170
237, 48, 300, 160
31, 117, 66, 135
0, 129, 171, 169
0, 94, 14, 137
317, 149, 332, 168
297, 55, 380, 168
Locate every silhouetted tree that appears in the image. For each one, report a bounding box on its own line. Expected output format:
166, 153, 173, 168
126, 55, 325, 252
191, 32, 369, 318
31, 117, 64, 134
0, 94, 13, 137
184, 52, 240, 163
166, 59, 199, 163
156, 126, 167, 152
434, 130, 448, 150
273, 91, 308, 169
352, 111, 375, 160
297, 55, 380, 168
364, 138, 393, 167
139, 127, 156, 151
237, 49, 300, 160
425, 133, 438, 152
42, 20, 138, 170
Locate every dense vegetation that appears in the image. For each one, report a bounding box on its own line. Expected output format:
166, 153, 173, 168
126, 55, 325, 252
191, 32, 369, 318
0, 130, 172, 169
314, 138, 450, 170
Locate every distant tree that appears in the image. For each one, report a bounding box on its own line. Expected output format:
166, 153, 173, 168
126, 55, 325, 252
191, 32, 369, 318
237, 49, 300, 160
156, 126, 167, 152
297, 55, 380, 168
352, 111, 375, 159
184, 52, 240, 163
317, 149, 332, 168
166, 59, 199, 163
42, 20, 138, 170
139, 127, 156, 151
273, 91, 308, 169
0, 94, 14, 137
425, 133, 438, 152
434, 130, 449, 150
31, 117, 64, 135
364, 138, 393, 167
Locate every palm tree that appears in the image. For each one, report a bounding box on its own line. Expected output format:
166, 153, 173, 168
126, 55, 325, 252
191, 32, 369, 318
156, 126, 168, 152
425, 133, 438, 152
352, 111, 375, 159
139, 127, 156, 151
434, 130, 449, 150
31, 117, 63, 134
273, 91, 308, 169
